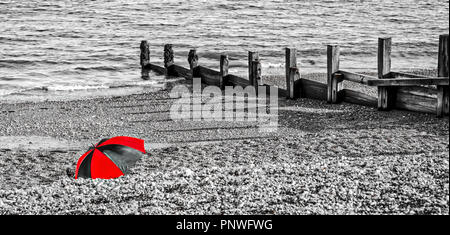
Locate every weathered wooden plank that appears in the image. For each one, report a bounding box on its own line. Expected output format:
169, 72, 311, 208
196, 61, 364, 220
391, 71, 446, 80
197, 66, 221, 86
390, 72, 433, 79
277, 86, 287, 98
296, 78, 328, 101
338, 70, 376, 85
146, 62, 190, 79
197, 66, 220, 76
171, 64, 191, 79
259, 84, 287, 98
187, 49, 199, 79
377, 38, 393, 110
327, 45, 340, 103
220, 55, 229, 90
226, 74, 250, 87
397, 86, 437, 99
145, 63, 165, 75
396, 92, 436, 114
342, 89, 377, 107
368, 78, 449, 86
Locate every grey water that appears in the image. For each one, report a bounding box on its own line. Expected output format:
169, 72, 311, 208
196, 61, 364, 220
0, 0, 448, 97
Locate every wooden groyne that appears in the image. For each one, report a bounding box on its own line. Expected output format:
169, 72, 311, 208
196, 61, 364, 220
140, 35, 449, 117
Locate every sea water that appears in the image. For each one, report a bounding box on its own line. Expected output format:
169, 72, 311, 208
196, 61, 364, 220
0, 0, 448, 99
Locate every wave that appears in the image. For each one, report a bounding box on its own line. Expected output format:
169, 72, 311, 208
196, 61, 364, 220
40, 80, 160, 92
0, 76, 29, 81
74, 66, 119, 71
0, 59, 36, 65
0, 59, 72, 66
42, 84, 110, 91
0, 37, 40, 42
0, 82, 154, 98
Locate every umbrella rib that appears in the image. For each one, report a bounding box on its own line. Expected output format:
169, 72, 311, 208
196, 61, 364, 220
98, 151, 125, 173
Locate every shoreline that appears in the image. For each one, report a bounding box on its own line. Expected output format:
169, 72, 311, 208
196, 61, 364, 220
0, 68, 438, 105
0, 70, 448, 214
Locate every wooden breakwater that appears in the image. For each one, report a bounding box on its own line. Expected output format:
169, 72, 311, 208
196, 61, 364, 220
140, 35, 449, 117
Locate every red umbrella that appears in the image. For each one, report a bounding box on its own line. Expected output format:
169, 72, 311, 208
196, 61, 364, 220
75, 136, 146, 179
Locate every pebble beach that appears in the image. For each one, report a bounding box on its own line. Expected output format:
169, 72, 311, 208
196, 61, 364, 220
0, 73, 448, 215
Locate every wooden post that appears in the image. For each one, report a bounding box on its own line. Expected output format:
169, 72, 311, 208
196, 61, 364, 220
327, 45, 340, 103
437, 34, 449, 117
251, 60, 261, 96
377, 38, 393, 110
378, 38, 392, 78
331, 73, 344, 103
219, 54, 229, 90
140, 40, 150, 79
164, 44, 174, 76
438, 34, 449, 78
140, 40, 150, 67
248, 51, 259, 85
285, 48, 297, 99
437, 86, 449, 117
187, 49, 198, 79
288, 67, 301, 99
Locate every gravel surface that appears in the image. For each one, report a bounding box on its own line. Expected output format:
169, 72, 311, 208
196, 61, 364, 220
0, 74, 448, 215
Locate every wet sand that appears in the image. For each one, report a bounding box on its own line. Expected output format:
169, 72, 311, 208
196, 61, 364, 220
0, 73, 448, 214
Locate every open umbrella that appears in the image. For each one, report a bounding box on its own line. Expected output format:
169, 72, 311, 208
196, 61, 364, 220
75, 136, 146, 179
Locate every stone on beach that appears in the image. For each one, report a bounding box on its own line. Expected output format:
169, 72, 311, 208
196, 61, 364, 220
0, 73, 448, 214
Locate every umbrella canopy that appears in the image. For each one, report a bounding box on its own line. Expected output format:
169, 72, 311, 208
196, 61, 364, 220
75, 136, 146, 179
